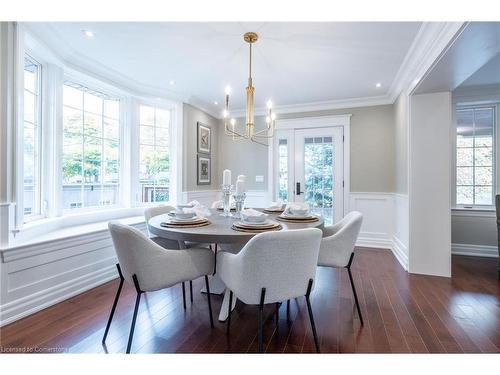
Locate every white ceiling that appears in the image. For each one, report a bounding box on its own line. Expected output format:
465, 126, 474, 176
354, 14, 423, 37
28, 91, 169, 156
25, 22, 422, 116
460, 53, 500, 87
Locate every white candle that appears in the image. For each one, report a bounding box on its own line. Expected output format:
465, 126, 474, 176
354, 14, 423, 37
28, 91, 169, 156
235, 179, 245, 195
237, 174, 246, 182
223, 169, 232, 186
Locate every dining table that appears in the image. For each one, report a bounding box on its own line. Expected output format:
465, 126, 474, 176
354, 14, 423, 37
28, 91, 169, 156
147, 208, 325, 321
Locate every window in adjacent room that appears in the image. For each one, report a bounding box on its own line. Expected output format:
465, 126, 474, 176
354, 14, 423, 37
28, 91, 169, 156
138, 105, 170, 203
62, 82, 120, 210
456, 106, 495, 206
23, 56, 42, 220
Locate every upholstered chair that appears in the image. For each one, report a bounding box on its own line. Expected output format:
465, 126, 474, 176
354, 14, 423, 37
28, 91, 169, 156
318, 211, 364, 325
217, 228, 323, 353
144, 205, 212, 306
103, 222, 215, 353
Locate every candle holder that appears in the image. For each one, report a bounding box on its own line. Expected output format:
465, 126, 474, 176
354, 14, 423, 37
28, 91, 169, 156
232, 193, 246, 219
220, 184, 234, 217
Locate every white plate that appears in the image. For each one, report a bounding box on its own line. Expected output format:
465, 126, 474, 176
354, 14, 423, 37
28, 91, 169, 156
239, 218, 275, 227
169, 216, 202, 223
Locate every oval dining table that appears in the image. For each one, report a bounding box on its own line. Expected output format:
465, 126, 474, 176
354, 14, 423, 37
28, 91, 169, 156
148, 208, 324, 321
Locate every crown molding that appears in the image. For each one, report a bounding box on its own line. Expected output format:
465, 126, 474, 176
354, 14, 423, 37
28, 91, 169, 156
227, 94, 392, 119
389, 22, 466, 102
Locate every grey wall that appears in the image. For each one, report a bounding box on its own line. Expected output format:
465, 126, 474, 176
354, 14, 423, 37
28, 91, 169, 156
452, 214, 497, 247
216, 105, 396, 192
182, 104, 221, 191
394, 94, 408, 194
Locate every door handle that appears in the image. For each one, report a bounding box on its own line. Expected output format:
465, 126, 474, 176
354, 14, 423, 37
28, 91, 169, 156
296, 182, 303, 195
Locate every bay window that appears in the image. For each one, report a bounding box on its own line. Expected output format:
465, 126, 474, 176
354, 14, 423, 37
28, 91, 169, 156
62, 82, 120, 210
455, 106, 496, 207
139, 104, 170, 203
23, 56, 42, 220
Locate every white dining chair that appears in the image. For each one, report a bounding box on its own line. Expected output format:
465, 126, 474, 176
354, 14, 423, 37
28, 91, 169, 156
318, 211, 364, 326
103, 222, 215, 353
217, 228, 323, 353
144, 205, 212, 307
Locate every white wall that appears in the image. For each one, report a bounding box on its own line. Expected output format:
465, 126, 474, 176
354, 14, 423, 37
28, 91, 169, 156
409, 92, 452, 277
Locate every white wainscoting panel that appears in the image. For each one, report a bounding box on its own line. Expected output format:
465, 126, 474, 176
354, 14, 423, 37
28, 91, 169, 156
349, 193, 394, 249
181, 190, 219, 208
0, 221, 146, 327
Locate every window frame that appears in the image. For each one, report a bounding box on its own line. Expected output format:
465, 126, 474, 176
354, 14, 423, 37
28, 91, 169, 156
453, 102, 498, 210
22, 54, 44, 222
132, 99, 179, 207
60, 79, 123, 214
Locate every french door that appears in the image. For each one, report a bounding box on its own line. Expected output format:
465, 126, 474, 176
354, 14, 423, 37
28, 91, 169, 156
273, 127, 344, 224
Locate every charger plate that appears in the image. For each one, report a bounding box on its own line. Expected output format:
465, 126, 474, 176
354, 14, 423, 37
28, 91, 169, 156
231, 224, 282, 233
263, 208, 284, 214
276, 215, 319, 223
233, 220, 280, 230
161, 220, 211, 228
216, 207, 236, 211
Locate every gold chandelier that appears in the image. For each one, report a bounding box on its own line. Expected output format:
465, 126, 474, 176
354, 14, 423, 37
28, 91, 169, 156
223, 32, 276, 146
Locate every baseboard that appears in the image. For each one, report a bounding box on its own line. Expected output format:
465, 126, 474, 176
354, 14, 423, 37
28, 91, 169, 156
0, 265, 118, 327
356, 234, 392, 249
392, 235, 409, 270
451, 243, 499, 258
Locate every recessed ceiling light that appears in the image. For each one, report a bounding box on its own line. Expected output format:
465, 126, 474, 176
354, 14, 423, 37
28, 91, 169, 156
169, 80, 176, 86
375, 82, 382, 88
214, 101, 218, 105
82, 30, 94, 38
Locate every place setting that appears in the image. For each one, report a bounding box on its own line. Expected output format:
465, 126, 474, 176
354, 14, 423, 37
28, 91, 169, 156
161, 201, 211, 228
263, 201, 286, 214
275, 203, 320, 223
231, 208, 282, 233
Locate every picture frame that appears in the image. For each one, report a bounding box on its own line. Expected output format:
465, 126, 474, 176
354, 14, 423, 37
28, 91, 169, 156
197, 155, 211, 185
197, 122, 211, 154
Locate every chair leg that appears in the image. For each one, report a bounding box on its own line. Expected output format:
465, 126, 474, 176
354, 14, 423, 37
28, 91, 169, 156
189, 280, 193, 303
102, 264, 124, 344
286, 299, 290, 321
213, 243, 218, 275
181, 282, 187, 310
226, 290, 233, 335
126, 274, 143, 354
258, 287, 266, 353
275, 302, 280, 325
204, 275, 214, 328
305, 279, 320, 353
346, 253, 364, 326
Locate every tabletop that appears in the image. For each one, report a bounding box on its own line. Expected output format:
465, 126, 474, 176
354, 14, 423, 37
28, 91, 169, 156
147, 208, 325, 244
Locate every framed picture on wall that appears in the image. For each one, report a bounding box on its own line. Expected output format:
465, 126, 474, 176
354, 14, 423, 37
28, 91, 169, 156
197, 155, 211, 185
197, 122, 211, 154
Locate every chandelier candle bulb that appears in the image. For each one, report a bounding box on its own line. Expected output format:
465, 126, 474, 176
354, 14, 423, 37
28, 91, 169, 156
237, 175, 246, 182
223, 169, 232, 186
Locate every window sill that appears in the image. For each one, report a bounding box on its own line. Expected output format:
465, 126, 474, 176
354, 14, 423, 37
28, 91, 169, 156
4, 207, 148, 251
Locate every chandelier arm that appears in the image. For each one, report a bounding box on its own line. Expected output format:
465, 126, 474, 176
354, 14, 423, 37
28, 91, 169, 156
250, 137, 270, 147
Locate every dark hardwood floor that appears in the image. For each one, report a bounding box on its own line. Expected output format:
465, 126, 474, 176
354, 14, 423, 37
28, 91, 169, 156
1, 248, 499, 353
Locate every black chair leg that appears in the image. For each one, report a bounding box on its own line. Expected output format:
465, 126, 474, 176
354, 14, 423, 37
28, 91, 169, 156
189, 280, 193, 303
102, 264, 124, 344
258, 287, 266, 353
226, 290, 233, 335
275, 302, 280, 325
204, 275, 214, 328
305, 279, 320, 353
346, 253, 364, 326
286, 299, 290, 321
213, 243, 218, 275
126, 274, 143, 354
181, 282, 186, 310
